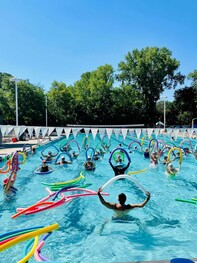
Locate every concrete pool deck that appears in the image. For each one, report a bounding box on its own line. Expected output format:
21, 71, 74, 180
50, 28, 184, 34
0, 136, 58, 157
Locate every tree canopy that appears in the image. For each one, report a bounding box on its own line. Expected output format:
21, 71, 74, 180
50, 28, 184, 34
0, 46, 196, 127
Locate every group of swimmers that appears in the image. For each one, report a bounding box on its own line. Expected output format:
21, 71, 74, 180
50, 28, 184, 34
2, 138, 196, 216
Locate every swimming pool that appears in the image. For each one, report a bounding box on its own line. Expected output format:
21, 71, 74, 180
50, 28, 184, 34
0, 133, 196, 263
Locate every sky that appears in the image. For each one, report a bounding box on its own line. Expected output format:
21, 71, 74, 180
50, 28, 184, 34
0, 0, 197, 101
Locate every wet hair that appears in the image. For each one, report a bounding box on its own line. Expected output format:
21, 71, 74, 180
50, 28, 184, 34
118, 193, 127, 205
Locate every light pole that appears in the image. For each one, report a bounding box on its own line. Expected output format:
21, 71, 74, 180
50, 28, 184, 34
10, 77, 21, 126
160, 96, 167, 129
164, 96, 167, 129
45, 94, 48, 127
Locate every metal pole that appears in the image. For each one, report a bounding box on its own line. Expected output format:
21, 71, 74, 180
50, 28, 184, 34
163, 96, 167, 130
45, 95, 48, 127
15, 80, 18, 126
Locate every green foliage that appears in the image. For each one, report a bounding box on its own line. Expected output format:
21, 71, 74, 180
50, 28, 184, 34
177, 111, 193, 125
117, 47, 185, 123
0, 47, 196, 127
0, 73, 45, 125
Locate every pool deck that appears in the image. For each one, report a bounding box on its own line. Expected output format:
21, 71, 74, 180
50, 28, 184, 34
0, 136, 58, 157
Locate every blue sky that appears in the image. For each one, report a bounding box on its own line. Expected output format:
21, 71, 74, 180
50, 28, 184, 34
0, 0, 197, 101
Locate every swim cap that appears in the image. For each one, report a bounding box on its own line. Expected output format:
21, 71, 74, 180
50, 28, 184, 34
61, 156, 65, 160
88, 156, 91, 159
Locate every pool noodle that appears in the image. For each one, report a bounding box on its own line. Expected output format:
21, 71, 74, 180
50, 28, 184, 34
175, 198, 197, 204
16, 201, 55, 213
18, 236, 39, 263
12, 202, 56, 218
16, 201, 60, 213
0, 226, 43, 240
34, 240, 46, 261
24, 196, 70, 215
51, 174, 84, 185
127, 168, 147, 175
66, 192, 109, 199
52, 187, 97, 200
35, 188, 56, 203
34, 233, 52, 261
42, 174, 84, 187
0, 236, 19, 246
50, 183, 92, 191
52, 187, 108, 201
100, 174, 147, 194
0, 223, 59, 252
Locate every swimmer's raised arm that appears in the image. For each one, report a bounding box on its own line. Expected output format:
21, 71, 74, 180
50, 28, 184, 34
97, 188, 116, 210
128, 191, 150, 209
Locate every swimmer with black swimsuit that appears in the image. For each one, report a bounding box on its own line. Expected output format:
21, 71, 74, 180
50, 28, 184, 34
40, 160, 49, 172
109, 161, 130, 176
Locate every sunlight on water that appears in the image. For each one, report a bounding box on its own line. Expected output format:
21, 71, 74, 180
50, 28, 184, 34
0, 134, 196, 263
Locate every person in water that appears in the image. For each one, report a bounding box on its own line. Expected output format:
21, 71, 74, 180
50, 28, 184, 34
97, 189, 150, 212
166, 163, 179, 175
32, 147, 36, 154
115, 154, 123, 164
109, 160, 131, 176
150, 152, 158, 165
71, 151, 79, 159
161, 156, 168, 165
55, 156, 72, 165
3, 171, 18, 196
94, 152, 100, 161
144, 148, 150, 159
84, 156, 95, 170
40, 160, 49, 172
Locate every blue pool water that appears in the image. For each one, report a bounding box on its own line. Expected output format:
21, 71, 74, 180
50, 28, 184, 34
0, 133, 196, 263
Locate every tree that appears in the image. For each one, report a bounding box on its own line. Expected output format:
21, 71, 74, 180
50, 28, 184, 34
72, 65, 114, 124
0, 73, 46, 125
111, 85, 144, 124
47, 81, 74, 126
117, 47, 185, 124
188, 70, 197, 115
17, 80, 46, 126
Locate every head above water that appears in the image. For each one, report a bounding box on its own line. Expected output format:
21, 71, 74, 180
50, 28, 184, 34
61, 156, 65, 160
118, 193, 127, 205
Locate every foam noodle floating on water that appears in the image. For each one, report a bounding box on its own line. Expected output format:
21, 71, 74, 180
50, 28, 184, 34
175, 198, 197, 204
0, 223, 59, 252
18, 236, 39, 263
127, 168, 147, 175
